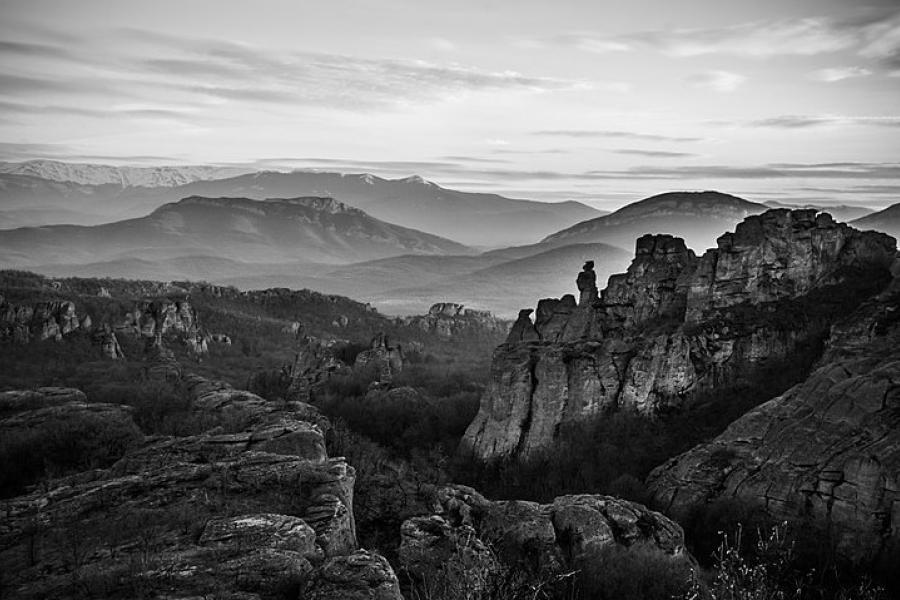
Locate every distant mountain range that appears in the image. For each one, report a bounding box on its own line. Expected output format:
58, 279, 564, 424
2, 160, 896, 318
0, 196, 470, 267
0, 162, 601, 247
0, 159, 252, 187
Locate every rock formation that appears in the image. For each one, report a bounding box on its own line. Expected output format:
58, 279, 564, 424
404, 302, 508, 339
0, 296, 85, 343
399, 485, 689, 589
646, 272, 900, 566
354, 333, 403, 385
0, 374, 402, 599
461, 209, 897, 462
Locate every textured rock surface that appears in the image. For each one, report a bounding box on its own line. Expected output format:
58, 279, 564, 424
0, 296, 84, 342
647, 276, 900, 565
400, 484, 687, 585
462, 210, 897, 462
304, 550, 403, 600
0, 373, 405, 599
354, 332, 404, 384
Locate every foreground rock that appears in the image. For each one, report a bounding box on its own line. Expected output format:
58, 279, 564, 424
461, 209, 896, 462
400, 485, 689, 590
0, 375, 401, 599
647, 275, 900, 567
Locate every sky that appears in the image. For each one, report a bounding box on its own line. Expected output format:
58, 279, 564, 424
0, 0, 899, 210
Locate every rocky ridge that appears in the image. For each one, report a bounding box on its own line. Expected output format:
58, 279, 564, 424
461, 209, 897, 462
646, 266, 900, 566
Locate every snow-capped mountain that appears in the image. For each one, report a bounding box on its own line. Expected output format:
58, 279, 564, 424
0, 160, 253, 188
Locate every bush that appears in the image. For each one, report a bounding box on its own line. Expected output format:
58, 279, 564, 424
0, 409, 143, 498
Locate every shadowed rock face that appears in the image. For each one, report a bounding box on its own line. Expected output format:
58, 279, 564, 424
461, 209, 896, 463
647, 275, 900, 566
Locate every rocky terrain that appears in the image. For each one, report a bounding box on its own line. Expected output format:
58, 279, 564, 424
461, 209, 897, 462
0, 375, 405, 599
647, 263, 900, 568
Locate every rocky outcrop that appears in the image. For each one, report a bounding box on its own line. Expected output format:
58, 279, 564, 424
462, 210, 897, 462
286, 336, 349, 402
399, 485, 688, 588
0, 374, 400, 599
405, 302, 508, 339
646, 276, 900, 566
0, 296, 85, 342
354, 333, 403, 385
0, 386, 87, 414
304, 550, 402, 600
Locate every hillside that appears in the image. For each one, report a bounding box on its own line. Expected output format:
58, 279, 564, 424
0, 195, 472, 267
542, 190, 768, 251
852, 202, 900, 239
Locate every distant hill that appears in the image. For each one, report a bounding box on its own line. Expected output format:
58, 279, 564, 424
763, 200, 873, 222
851, 203, 900, 240
541, 191, 768, 252
0, 196, 472, 268
0, 164, 601, 247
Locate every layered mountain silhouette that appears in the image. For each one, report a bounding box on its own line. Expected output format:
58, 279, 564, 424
0, 196, 471, 267
851, 202, 900, 239
0, 164, 601, 247
541, 191, 767, 251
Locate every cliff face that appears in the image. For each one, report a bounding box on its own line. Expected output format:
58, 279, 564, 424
461, 209, 896, 462
646, 273, 900, 565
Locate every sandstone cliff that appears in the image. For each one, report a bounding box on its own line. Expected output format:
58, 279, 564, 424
646, 271, 900, 566
461, 209, 896, 462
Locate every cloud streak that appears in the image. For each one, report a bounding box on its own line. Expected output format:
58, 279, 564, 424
540, 8, 900, 69
533, 130, 703, 142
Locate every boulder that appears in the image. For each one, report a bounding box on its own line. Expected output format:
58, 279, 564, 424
304, 550, 403, 600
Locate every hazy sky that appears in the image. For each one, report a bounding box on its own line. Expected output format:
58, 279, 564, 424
1, 0, 899, 209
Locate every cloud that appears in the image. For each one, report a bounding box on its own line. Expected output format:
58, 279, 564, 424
686, 70, 746, 93
614, 149, 698, 158
533, 130, 703, 143
0, 40, 71, 59
742, 115, 900, 128
541, 9, 900, 68
0, 26, 597, 117
810, 66, 872, 82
